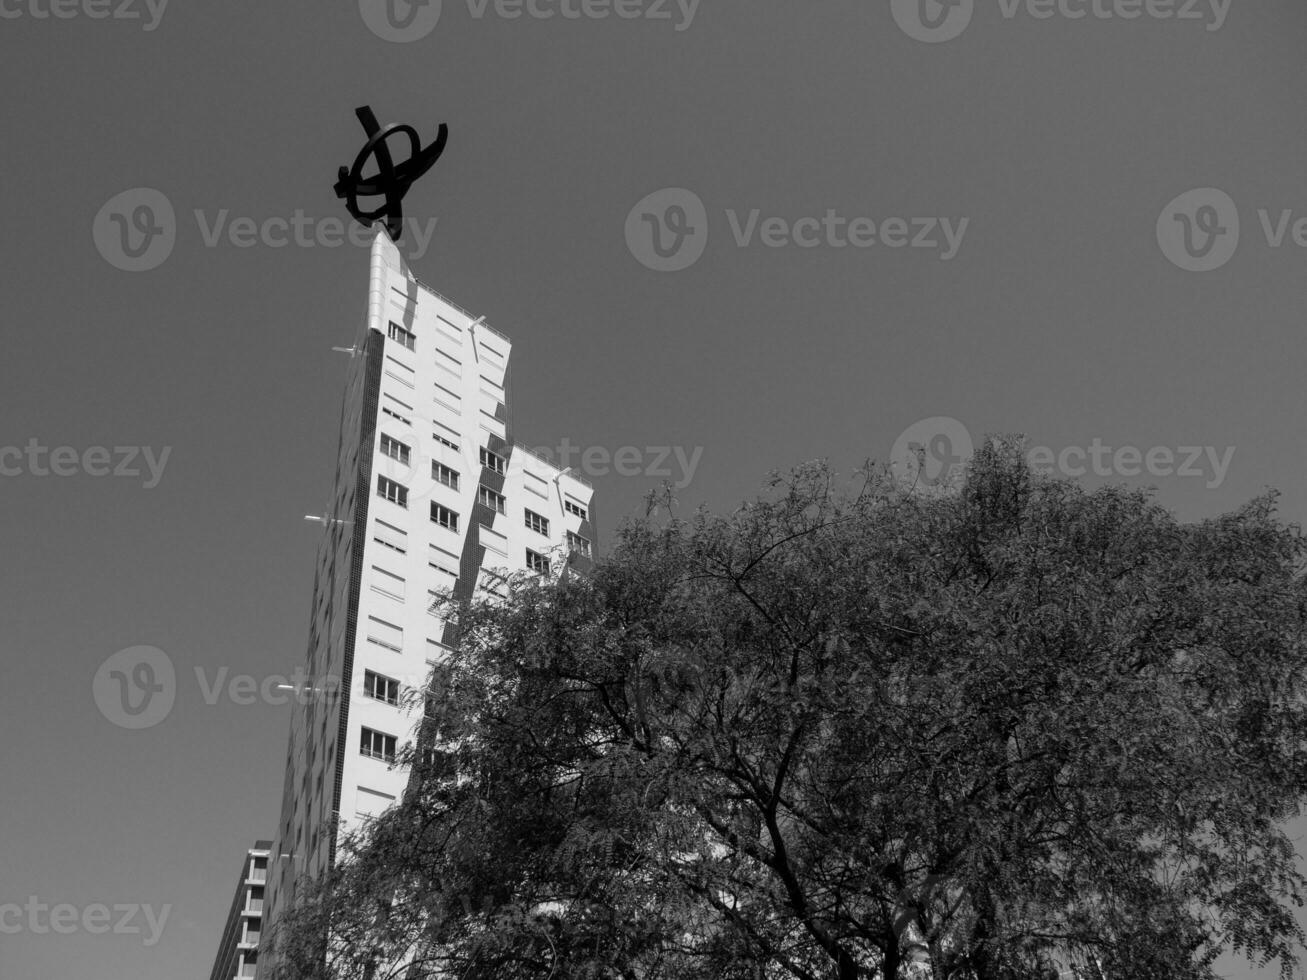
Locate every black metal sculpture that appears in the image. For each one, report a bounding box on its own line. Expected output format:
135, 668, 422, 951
334, 105, 448, 243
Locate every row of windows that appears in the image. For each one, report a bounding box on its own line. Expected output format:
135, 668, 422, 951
381, 435, 509, 481
370, 543, 557, 607
366, 617, 460, 658
382, 435, 465, 490
390, 320, 486, 375
380, 431, 585, 529
386, 326, 502, 451
376, 476, 461, 535
376, 475, 589, 554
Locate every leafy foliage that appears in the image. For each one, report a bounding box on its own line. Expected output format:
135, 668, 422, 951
269, 440, 1307, 980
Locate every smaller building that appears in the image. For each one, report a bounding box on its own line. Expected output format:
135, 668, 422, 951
209, 841, 271, 980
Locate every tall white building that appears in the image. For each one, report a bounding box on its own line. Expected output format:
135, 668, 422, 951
260, 228, 595, 960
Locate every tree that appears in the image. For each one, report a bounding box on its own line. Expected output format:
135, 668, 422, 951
270, 439, 1307, 980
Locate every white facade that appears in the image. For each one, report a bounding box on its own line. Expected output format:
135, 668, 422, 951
262, 228, 595, 956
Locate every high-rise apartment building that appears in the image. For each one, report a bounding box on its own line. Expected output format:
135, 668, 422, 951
260, 228, 595, 961
208, 841, 272, 980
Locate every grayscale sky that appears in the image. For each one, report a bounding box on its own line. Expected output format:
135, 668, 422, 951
2, 2, 1306, 978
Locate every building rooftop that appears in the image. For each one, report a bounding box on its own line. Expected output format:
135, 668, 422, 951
408, 272, 512, 346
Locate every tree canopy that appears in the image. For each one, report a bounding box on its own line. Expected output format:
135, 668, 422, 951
270, 440, 1307, 980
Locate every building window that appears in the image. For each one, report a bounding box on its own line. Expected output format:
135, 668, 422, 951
480, 447, 506, 475
565, 500, 588, 521
388, 321, 416, 351
385, 356, 415, 388
360, 728, 397, 762
524, 509, 549, 536
249, 858, 267, 882
366, 616, 403, 653
478, 524, 507, 557
380, 434, 410, 465
433, 380, 461, 405
477, 486, 506, 515
433, 433, 458, 452
567, 531, 592, 557
370, 566, 405, 601
381, 405, 410, 426
373, 519, 407, 555
524, 471, 549, 498
432, 462, 459, 490
431, 503, 459, 533
526, 549, 550, 575
377, 475, 408, 509
364, 670, 400, 706
247, 887, 264, 913
430, 544, 459, 579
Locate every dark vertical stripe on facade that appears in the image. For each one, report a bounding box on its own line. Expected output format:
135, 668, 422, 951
328, 327, 385, 870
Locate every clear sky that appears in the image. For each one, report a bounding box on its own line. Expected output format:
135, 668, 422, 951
2, 2, 1306, 978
